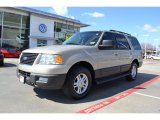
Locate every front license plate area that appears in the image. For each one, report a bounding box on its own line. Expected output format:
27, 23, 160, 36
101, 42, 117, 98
19, 75, 25, 84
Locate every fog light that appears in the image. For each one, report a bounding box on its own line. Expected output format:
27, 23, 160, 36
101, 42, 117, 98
37, 77, 48, 83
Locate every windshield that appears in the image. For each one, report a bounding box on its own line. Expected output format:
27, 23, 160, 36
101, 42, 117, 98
63, 31, 102, 46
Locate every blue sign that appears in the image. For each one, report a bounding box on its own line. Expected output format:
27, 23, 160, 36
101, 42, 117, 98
39, 24, 47, 33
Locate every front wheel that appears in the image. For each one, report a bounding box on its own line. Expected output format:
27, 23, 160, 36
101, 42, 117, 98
63, 66, 92, 99
126, 62, 138, 81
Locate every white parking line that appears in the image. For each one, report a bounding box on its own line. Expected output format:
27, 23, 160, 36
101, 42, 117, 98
134, 92, 160, 100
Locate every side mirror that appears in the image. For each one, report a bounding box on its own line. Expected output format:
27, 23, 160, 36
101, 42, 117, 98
99, 40, 114, 49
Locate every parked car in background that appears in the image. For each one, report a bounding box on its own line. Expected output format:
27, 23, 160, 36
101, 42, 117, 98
150, 54, 160, 60
146, 55, 152, 59
0, 50, 4, 66
0, 48, 21, 58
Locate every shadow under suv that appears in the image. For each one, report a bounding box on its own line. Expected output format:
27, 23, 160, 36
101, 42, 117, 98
17, 30, 143, 99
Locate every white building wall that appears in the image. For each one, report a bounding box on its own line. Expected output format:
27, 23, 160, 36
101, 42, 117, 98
29, 38, 37, 48
29, 14, 54, 48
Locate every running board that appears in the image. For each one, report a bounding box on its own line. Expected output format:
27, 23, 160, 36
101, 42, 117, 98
95, 72, 130, 85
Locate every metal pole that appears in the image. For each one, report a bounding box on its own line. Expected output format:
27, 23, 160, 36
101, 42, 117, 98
156, 39, 158, 55
145, 40, 146, 59
1, 12, 4, 48
143, 35, 149, 59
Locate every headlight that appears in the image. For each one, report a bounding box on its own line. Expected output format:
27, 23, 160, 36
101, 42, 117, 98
39, 54, 63, 65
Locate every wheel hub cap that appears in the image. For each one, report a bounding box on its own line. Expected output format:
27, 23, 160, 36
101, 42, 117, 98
131, 65, 137, 78
74, 73, 89, 94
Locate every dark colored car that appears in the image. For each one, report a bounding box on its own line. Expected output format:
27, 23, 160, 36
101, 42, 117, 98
0, 50, 4, 66
0, 48, 21, 58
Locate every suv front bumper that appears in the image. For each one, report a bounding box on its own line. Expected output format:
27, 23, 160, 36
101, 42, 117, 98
17, 69, 66, 89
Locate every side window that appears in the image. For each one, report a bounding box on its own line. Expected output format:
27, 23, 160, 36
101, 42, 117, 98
100, 32, 116, 49
115, 34, 130, 50
128, 36, 141, 50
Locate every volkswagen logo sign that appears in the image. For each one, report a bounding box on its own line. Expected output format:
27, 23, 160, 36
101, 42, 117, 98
39, 24, 47, 33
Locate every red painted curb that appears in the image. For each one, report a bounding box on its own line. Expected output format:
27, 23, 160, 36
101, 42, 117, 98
77, 75, 160, 113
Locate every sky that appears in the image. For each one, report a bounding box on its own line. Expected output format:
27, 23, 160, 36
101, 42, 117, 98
32, 7, 160, 47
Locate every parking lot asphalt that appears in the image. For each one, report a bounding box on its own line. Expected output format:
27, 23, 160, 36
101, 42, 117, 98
0, 58, 160, 113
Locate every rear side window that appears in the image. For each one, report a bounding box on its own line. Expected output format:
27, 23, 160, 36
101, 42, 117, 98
127, 36, 141, 50
115, 34, 130, 50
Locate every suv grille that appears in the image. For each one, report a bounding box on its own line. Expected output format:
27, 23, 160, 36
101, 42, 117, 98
19, 70, 30, 77
20, 53, 38, 65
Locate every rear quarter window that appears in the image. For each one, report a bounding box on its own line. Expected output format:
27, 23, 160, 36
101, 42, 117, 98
127, 36, 141, 50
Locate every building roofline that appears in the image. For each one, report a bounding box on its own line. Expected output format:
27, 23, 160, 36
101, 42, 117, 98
13, 7, 89, 27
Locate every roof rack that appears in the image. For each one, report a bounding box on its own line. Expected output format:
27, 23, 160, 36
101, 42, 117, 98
109, 29, 131, 36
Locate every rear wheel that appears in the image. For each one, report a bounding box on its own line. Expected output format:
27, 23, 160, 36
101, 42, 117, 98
126, 62, 138, 81
63, 66, 92, 99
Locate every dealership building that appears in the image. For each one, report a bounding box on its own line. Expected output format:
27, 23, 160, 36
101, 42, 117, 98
0, 7, 89, 51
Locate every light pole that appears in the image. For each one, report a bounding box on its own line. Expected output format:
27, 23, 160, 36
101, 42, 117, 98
155, 39, 159, 55
142, 35, 149, 59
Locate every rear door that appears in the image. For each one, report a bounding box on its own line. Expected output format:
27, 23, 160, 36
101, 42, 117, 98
115, 34, 132, 72
127, 36, 143, 63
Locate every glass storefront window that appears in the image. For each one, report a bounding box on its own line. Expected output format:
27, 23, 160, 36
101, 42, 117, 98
1, 27, 29, 51
3, 12, 21, 27
2, 39, 19, 49
18, 29, 29, 50
3, 26, 20, 40
0, 11, 30, 51
37, 39, 47, 47
0, 25, 2, 38
68, 25, 74, 30
55, 32, 65, 39
21, 28, 29, 40
68, 25, 71, 30
0, 12, 2, 25
54, 22, 80, 44
22, 16, 30, 28
56, 23, 62, 28
2, 26, 20, 49
62, 23, 67, 29
74, 27, 80, 32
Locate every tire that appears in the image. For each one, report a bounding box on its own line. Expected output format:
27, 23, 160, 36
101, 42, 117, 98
126, 62, 138, 81
63, 66, 92, 99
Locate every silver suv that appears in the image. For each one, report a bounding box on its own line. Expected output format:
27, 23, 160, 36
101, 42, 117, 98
17, 30, 143, 99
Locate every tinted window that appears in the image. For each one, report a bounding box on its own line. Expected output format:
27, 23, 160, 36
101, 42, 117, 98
128, 36, 141, 50
115, 34, 130, 50
102, 32, 115, 40
100, 32, 117, 49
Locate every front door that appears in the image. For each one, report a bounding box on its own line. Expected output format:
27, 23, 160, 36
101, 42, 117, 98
97, 32, 120, 78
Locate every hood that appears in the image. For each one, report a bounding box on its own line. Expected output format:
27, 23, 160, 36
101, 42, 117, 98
22, 45, 93, 54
